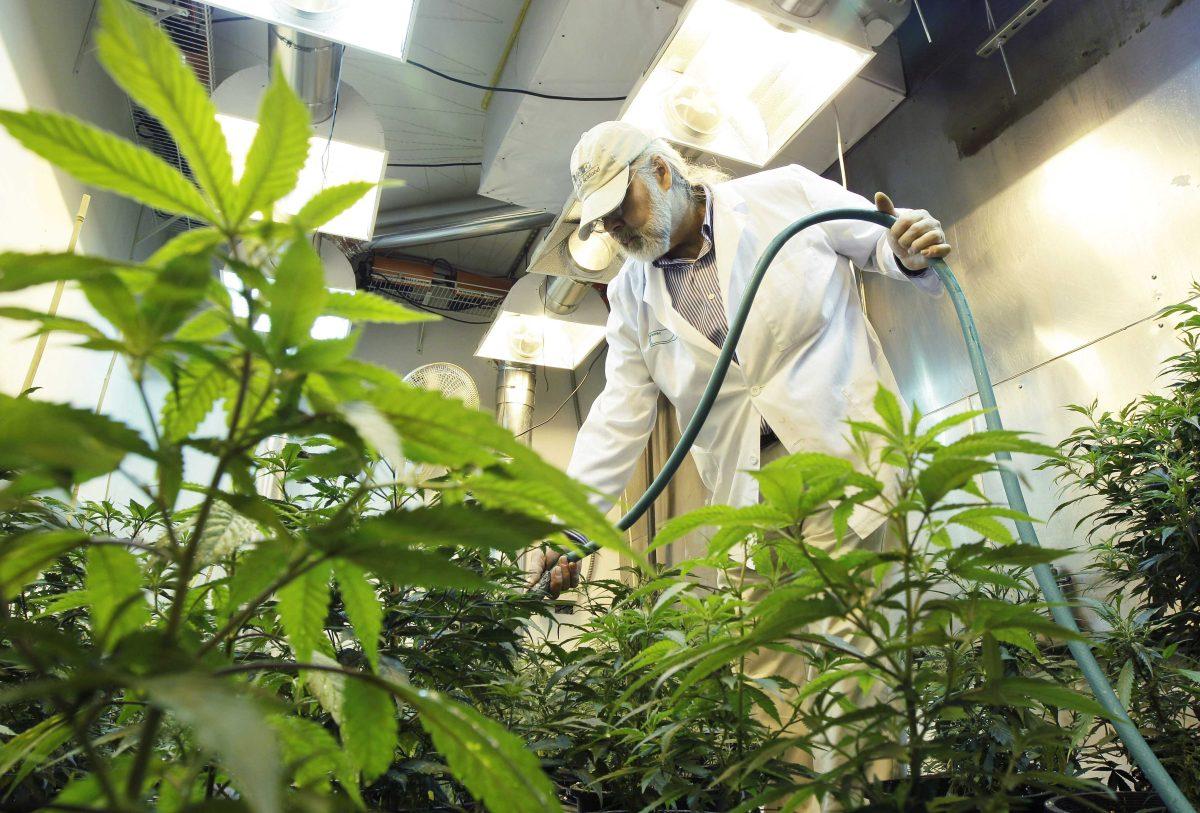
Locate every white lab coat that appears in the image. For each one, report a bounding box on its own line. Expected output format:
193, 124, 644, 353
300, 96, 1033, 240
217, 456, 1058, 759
565, 164, 942, 540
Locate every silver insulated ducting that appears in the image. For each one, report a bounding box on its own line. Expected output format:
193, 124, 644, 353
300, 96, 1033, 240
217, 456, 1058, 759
267, 24, 344, 125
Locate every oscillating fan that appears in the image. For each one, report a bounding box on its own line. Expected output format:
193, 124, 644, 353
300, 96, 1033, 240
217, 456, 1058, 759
401, 363, 481, 485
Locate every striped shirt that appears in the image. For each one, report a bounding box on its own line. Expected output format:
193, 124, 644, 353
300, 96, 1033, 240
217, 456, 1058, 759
653, 188, 774, 441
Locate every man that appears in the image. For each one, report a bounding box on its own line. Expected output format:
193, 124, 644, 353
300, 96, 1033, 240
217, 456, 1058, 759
532, 120, 949, 595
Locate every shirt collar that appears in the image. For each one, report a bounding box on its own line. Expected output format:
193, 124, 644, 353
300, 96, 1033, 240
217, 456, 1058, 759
652, 185, 714, 269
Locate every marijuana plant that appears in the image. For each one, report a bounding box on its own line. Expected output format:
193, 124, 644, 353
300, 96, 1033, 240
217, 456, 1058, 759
631, 388, 1106, 812
0, 2, 631, 810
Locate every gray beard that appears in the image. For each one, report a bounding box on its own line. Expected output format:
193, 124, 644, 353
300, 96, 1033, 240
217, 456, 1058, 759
611, 178, 691, 263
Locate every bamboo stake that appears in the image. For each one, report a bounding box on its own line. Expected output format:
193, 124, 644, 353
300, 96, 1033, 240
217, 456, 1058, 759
19, 194, 91, 395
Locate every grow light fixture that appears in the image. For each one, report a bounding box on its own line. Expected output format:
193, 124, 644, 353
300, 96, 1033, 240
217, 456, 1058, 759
213, 65, 387, 241
526, 199, 626, 284
620, 0, 874, 167
203, 0, 418, 63
475, 275, 607, 371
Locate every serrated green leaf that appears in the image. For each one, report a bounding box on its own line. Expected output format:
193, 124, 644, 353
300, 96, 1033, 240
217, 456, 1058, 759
1117, 659, 1134, 710
271, 714, 357, 798
96, 0, 234, 217
282, 331, 360, 372
0, 394, 152, 483
175, 308, 229, 343
268, 239, 327, 352
162, 360, 228, 441
148, 226, 225, 266
194, 502, 261, 567
330, 505, 558, 557
948, 510, 1013, 544
936, 429, 1056, 461
323, 290, 433, 325
0, 109, 214, 220
399, 684, 560, 813
232, 64, 310, 227
142, 674, 280, 813
0, 715, 71, 792
983, 677, 1109, 716
86, 545, 148, 647
277, 562, 330, 661
334, 561, 381, 670
292, 182, 375, 230
650, 504, 788, 553
221, 540, 290, 623
341, 679, 397, 782
0, 306, 105, 340
873, 384, 905, 435
918, 458, 994, 505
339, 548, 487, 590
0, 530, 87, 601
142, 253, 213, 340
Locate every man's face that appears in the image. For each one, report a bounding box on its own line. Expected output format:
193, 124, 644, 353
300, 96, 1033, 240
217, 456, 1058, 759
597, 158, 680, 263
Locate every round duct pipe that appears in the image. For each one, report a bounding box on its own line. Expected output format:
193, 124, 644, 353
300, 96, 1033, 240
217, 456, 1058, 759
368, 206, 554, 251
268, 24, 344, 124
542, 276, 591, 316
495, 361, 536, 443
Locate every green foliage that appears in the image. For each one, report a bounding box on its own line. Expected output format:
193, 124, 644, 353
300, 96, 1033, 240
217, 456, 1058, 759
0, 2, 623, 809
1049, 291, 1200, 801
626, 388, 1098, 811
1052, 293, 1200, 655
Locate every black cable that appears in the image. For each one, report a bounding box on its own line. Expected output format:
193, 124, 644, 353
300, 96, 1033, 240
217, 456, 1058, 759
387, 162, 483, 168
212, 15, 251, 23
408, 59, 627, 102
390, 293, 495, 325
515, 349, 605, 439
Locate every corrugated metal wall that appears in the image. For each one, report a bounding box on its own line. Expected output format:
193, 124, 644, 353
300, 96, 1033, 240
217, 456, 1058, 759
840, 0, 1200, 554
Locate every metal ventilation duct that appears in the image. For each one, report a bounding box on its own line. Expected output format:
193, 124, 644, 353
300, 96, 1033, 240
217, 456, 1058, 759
267, 24, 344, 125
367, 206, 554, 251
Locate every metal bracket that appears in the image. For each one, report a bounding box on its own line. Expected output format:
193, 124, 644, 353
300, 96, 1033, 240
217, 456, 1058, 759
977, 0, 1054, 58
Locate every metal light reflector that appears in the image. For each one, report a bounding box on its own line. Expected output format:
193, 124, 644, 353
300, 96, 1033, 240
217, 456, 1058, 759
204, 0, 417, 62
475, 275, 607, 371
621, 0, 873, 166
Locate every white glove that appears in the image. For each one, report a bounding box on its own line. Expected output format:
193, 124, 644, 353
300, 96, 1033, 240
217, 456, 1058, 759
875, 192, 951, 272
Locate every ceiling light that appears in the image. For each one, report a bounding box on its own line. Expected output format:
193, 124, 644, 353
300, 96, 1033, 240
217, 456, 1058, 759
620, 0, 873, 167
526, 201, 626, 284
475, 275, 607, 371
213, 65, 387, 240
204, 0, 417, 63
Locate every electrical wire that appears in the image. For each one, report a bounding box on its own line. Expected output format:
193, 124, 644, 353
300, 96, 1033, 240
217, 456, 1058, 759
389, 293, 495, 325
212, 15, 251, 23
387, 162, 483, 168
407, 59, 627, 102
514, 349, 604, 439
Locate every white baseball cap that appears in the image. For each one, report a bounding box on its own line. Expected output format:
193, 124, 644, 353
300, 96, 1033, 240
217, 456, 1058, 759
569, 121, 655, 240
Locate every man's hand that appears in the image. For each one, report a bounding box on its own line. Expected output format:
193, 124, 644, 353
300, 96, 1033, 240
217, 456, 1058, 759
526, 548, 581, 597
875, 192, 951, 272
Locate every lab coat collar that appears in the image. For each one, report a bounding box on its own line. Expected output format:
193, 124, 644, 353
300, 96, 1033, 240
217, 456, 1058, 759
711, 182, 757, 330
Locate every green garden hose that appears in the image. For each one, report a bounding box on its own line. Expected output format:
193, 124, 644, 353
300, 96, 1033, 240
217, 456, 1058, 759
537, 208, 1194, 812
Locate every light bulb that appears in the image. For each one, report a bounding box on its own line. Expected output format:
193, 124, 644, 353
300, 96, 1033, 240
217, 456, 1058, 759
567, 231, 617, 274
663, 77, 725, 140
509, 320, 544, 360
